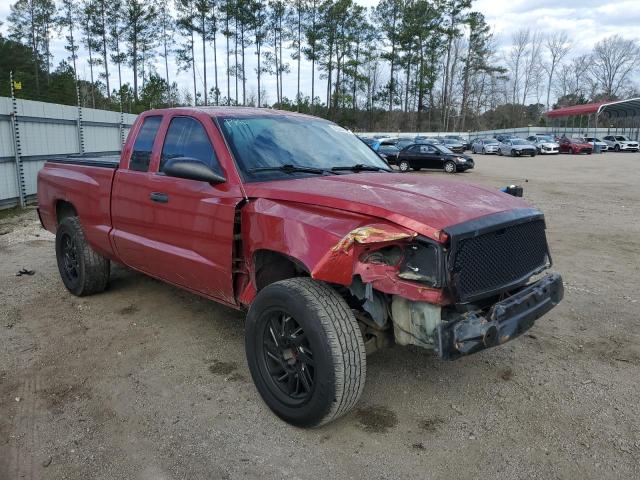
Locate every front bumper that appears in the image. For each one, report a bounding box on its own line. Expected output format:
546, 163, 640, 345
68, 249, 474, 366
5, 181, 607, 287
620, 144, 639, 151
437, 273, 564, 360
539, 146, 559, 154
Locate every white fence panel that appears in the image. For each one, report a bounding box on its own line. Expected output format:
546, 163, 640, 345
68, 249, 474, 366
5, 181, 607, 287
0, 97, 137, 209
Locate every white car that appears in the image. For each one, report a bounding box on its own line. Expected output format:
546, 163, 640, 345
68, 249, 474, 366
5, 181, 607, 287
526, 135, 559, 154
602, 135, 639, 152
581, 137, 608, 152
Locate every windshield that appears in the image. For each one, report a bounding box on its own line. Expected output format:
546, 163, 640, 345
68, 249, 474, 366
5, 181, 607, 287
434, 144, 454, 154
217, 115, 391, 181
511, 139, 528, 145
615, 136, 628, 141
537, 136, 554, 142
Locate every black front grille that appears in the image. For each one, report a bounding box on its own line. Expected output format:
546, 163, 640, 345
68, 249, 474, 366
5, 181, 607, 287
449, 219, 549, 302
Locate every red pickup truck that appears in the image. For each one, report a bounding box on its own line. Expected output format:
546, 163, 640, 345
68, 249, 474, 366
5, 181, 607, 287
37, 107, 563, 427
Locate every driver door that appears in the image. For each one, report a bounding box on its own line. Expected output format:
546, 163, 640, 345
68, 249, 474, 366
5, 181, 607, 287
419, 145, 440, 168
111, 114, 244, 304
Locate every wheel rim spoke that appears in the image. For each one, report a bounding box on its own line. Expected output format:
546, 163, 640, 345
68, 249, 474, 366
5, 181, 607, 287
261, 311, 315, 402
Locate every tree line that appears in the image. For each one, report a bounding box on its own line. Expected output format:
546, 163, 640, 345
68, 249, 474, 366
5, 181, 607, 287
1, 0, 640, 131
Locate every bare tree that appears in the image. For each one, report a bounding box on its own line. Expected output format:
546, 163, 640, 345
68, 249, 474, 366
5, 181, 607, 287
506, 28, 529, 105
543, 31, 570, 109
521, 30, 542, 105
590, 35, 640, 99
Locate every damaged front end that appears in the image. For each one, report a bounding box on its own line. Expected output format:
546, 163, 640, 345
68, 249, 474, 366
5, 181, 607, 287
314, 209, 564, 360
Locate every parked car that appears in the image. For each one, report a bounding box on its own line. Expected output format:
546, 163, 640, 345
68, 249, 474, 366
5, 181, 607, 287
471, 138, 500, 154
602, 135, 639, 152
580, 137, 608, 152
445, 135, 471, 151
37, 107, 563, 428
559, 137, 593, 154
495, 133, 518, 143
360, 137, 380, 151
377, 142, 400, 161
526, 135, 560, 155
394, 143, 474, 173
440, 138, 465, 153
498, 138, 537, 157
382, 137, 415, 150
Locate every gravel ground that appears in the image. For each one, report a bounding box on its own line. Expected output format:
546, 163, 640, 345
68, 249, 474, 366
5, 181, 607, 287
1, 152, 639, 480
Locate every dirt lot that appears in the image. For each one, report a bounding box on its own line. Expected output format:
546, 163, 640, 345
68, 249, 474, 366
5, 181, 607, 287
1, 152, 639, 480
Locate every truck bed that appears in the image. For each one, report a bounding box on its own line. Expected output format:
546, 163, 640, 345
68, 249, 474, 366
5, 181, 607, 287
46, 154, 120, 169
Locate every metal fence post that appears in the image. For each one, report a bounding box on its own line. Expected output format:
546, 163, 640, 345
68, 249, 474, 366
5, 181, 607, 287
76, 82, 85, 154
9, 71, 26, 208
119, 109, 125, 148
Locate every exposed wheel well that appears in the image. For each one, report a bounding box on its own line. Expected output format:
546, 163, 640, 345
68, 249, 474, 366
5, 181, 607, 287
56, 200, 77, 225
254, 250, 309, 291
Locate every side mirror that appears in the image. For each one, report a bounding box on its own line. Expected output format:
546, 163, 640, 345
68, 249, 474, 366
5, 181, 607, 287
162, 157, 225, 184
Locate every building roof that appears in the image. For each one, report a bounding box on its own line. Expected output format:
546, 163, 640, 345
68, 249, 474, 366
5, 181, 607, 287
545, 98, 640, 118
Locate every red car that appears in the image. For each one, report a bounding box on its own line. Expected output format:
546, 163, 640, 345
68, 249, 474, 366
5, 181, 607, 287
559, 137, 593, 154
37, 108, 563, 427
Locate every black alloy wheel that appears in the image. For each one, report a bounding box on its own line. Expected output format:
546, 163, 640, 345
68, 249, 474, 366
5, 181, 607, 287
259, 311, 315, 404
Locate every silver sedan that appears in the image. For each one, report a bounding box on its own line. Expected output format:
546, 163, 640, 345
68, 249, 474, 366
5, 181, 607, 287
471, 138, 500, 154
498, 138, 537, 157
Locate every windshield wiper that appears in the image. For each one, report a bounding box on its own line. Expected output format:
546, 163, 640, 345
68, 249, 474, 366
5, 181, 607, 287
330, 164, 388, 172
248, 164, 334, 175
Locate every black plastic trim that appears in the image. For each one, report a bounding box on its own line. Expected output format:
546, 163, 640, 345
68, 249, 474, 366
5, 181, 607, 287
444, 208, 551, 304
46, 156, 120, 169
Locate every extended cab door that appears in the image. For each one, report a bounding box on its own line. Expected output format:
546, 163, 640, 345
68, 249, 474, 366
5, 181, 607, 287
110, 112, 245, 305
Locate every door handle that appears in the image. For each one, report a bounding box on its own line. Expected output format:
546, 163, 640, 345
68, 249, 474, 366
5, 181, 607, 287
149, 192, 169, 203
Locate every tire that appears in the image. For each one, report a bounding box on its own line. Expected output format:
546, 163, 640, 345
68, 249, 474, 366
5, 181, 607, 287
444, 161, 456, 173
498, 149, 503, 156
55, 216, 110, 296
245, 278, 367, 428
614, 144, 620, 152
481, 147, 486, 154
398, 160, 410, 172
511, 149, 517, 157
531, 151, 536, 157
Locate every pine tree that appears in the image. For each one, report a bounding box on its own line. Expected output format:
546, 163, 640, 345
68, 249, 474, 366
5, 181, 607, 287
8, 0, 56, 95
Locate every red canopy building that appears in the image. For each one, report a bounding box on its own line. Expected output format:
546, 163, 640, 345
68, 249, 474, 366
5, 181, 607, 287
545, 98, 640, 139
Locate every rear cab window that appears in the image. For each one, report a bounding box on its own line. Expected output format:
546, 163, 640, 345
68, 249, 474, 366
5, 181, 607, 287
129, 116, 162, 172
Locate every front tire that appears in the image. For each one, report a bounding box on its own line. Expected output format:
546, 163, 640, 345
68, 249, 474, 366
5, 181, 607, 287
398, 160, 410, 172
55, 216, 110, 296
444, 161, 456, 173
614, 144, 620, 152
245, 278, 367, 428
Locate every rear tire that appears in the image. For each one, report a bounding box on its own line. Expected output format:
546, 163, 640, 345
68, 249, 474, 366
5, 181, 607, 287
398, 160, 410, 172
55, 216, 110, 296
245, 278, 367, 428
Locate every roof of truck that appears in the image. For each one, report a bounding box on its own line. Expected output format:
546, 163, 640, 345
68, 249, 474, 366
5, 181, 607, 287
146, 106, 315, 119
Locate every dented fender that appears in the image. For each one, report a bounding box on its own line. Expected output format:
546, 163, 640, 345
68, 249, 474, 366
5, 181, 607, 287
239, 198, 450, 306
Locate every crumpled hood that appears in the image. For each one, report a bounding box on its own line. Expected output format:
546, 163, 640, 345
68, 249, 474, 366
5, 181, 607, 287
244, 172, 531, 241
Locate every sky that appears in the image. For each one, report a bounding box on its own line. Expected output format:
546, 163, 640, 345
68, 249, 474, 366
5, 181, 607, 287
1, 0, 639, 104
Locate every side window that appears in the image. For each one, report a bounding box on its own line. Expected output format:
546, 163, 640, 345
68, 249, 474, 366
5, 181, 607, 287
409, 145, 420, 152
160, 117, 221, 174
130, 116, 162, 172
